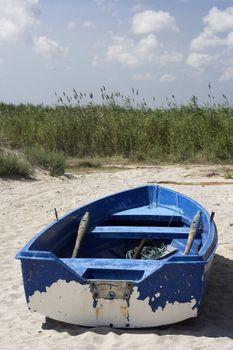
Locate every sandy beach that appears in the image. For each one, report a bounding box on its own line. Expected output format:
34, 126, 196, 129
1, 164, 233, 350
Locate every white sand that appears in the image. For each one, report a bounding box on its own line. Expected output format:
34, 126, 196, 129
1, 165, 233, 350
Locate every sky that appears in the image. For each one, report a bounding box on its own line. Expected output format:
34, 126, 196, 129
0, 0, 233, 106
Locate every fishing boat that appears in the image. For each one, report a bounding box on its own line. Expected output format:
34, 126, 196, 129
16, 185, 217, 328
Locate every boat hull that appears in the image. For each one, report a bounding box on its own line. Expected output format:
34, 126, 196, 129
28, 280, 198, 328
17, 185, 218, 328
20, 255, 213, 328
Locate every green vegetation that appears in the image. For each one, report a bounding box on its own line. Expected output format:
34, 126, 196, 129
0, 152, 32, 177
0, 87, 232, 178
25, 146, 65, 176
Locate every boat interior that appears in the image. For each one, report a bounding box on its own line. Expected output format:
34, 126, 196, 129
57, 206, 202, 260
27, 186, 209, 265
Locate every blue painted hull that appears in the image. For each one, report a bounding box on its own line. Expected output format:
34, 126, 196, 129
16, 185, 218, 328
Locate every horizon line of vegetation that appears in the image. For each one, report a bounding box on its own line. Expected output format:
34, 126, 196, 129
0, 86, 233, 177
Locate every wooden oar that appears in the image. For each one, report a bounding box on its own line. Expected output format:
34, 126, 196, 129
71, 211, 90, 258
184, 211, 202, 255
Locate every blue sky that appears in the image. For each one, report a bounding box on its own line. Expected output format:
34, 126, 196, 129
0, 0, 233, 106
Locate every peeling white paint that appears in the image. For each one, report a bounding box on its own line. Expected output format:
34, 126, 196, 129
28, 280, 197, 328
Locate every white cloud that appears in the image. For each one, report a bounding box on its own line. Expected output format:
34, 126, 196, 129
188, 7, 233, 76
190, 30, 223, 51
186, 52, 217, 68
159, 51, 183, 64
219, 66, 233, 81
190, 7, 233, 51
133, 72, 156, 80
160, 74, 176, 82
203, 6, 233, 34
106, 32, 183, 68
0, 0, 39, 41
33, 36, 69, 58
83, 21, 96, 29
226, 31, 233, 48
106, 34, 158, 66
132, 10, 179, 34
91, 55, 99, 66
67, 21, 76, 30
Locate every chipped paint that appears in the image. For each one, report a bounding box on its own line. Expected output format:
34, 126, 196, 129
28, 279, 197, 328
120, 305, 128, 319
95, 305, 103, 319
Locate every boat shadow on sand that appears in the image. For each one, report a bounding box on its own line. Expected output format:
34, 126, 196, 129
42, 254, 233, 339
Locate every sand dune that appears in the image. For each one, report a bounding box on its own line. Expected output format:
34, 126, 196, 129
0, 165, 232, 349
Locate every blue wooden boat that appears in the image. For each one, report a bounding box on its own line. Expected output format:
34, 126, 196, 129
16, 185, 217, 328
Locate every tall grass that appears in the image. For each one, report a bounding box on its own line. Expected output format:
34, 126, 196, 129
25, 146, 65, 176
0, 87, 233, 163
0, 152, 32, 177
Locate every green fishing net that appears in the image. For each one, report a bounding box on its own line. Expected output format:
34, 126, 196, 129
126, 240, 166, 260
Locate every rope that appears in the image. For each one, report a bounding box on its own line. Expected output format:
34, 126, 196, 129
126, 240, 166, 260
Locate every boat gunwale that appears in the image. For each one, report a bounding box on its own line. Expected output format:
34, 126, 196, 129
16, 185, 218, 262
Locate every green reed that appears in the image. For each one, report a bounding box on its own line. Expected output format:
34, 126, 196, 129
0, 87, 233, 164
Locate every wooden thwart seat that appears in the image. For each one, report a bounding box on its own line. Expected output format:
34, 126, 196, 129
111, 213, 183, 223
90, 226, 194, 240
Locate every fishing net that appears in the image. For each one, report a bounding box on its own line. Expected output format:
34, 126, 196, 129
126, 240, 167, 260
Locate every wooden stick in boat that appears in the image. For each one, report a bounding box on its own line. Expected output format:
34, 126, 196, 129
133, 239, 146, 259
71, 211, 90, 258
210, 211, 215, 222
54, 208, 58, 221
184, 211, 202, 255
